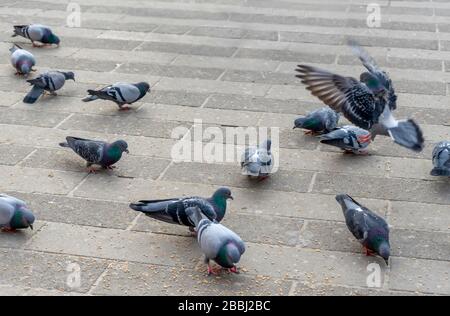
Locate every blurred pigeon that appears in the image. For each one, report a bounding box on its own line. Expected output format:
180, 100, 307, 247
186, 207, 245, 275
320, 125, 371, 154
0, 194, 35, 232
9, 44, 36, 76
293, 107, 340, 135
295, 41, 424, 152
430, 141, 450, 176
59, 136, 129, 173
336, 194, 390, 265
12, 24, 60, 47
82, 82, 150, 111
129, 187, 233, 230
23, 71, 75, 104
240, 139, 273, 180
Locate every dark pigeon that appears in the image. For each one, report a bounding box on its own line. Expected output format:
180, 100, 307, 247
293, 107, 340, 135
129, 187, 233, 229
336, 194, 390, 265
59, 136, 129, 173
295, 41, 424, 152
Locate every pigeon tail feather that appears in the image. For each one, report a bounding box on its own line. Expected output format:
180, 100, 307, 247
387, 119, 424, 152
23, 86, 44, 104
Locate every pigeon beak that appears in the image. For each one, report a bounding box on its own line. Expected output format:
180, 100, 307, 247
384, 258, 389, 266
29, 224, 33, 230
229, 195, 234, 200
292, 126, 297, 130
125, 149, 129, 154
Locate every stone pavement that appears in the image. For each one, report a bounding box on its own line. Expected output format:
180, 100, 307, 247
0, 0, 450, 296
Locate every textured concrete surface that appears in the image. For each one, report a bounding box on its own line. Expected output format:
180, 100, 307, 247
0, 0, 450, 296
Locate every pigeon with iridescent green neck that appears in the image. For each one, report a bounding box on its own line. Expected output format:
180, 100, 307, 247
336, 194, 390, 265
0, 194, 35, 232
129, 187, 233, 231
12, 24, 60, 47
186, 207, 245, 275
59, 136, 129, 173
293, 107, 340, 135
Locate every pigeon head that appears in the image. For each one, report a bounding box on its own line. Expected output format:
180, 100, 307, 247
63, 72, 75, 81
335, 194, 351, 207
20, 63, 31, 75
360, 72, 384, 94
136, 82, 151, 94
377, 241, 390, 266
293, 117, 307, 129
47, 33, 60, 45
216, 242, 242, 269
13, 208, 35, 230
111, 140, 129, 154
212, 187, 233, 201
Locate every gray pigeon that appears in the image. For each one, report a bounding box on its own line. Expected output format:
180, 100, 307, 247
129, 187, 233, 231
9, 44, 36, 76
293, 107, 340, 135
82, 82, 150, 111
0, 194, 35, 232
59, 136, 129, 173
319, 125, 372, 154
12, 24, 60, 47
430, 141, 450, 176
186, 207, 245, 275
296, 41, 424, 152
23, 71, 75, 104
336, 194, 390, 265
240, 139, 273, 180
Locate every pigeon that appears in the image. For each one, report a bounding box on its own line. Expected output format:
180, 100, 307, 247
59, 137, 129, 173
0, 194, 35, 232
336, 194, 390, 265
82, 82, 151, 111
9, 44, 36, 76
319, 125, 372, 154
23, 71, 75, 104
295, 41, 424, 152
430, 141, 450, 176
12, 24, 60, 47
129, 187, 233, 230
240, 139, 273, 180
186, 207, 245, 275
293, 107, 340, 135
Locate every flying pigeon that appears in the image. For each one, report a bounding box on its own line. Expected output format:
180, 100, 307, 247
0, 194, 35, 232
12, 24, 60, 47
186, 207, 245, 275
430, 141, 450, 176
9, 44, 36, 76
59, 137, 129, 173
295, 41, 424, 152
129, 187, 233, 231
23, 71, 75, 104
336, 194, 390, 265
240, 139, 273, 180
82, 82, 151, 111
293, 107, 340, 135
319, 125, 372, 155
